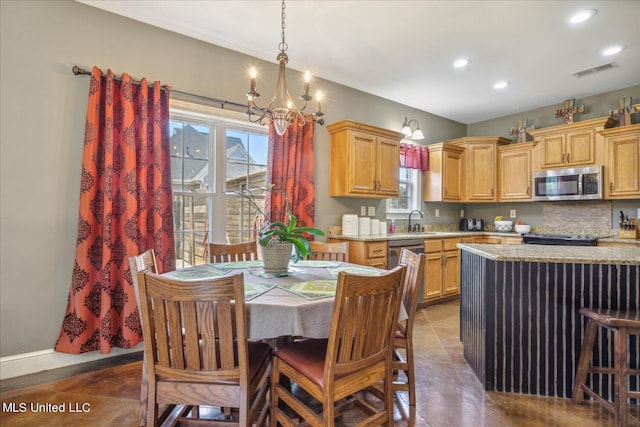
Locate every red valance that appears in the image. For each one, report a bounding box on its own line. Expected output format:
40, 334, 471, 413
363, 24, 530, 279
400, 143, 429, 171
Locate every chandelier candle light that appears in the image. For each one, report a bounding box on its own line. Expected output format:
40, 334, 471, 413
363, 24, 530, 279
245, 0, 324, 135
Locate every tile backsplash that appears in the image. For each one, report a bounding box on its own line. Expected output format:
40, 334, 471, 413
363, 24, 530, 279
536, 200, 614, 237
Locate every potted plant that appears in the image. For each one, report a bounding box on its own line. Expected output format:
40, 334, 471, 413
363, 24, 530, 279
235, 186, 325, 271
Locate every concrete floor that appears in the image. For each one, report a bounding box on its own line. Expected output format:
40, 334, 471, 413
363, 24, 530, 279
1, 300, 637, 426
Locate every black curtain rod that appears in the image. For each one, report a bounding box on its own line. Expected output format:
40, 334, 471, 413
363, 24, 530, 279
71, 65, 248, 112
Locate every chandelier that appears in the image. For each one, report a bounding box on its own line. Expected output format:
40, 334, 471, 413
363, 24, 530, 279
245, 0, 324, 135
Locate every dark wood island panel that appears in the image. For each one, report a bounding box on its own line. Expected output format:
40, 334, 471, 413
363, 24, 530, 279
459, 244, 639, 400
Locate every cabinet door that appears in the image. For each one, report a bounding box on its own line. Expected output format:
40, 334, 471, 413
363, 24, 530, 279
566, 129, 595, 166
442, 249, 460, 295
466, 143, 496, 201
443, 149, 463, 201
376, 136, 400, 196
541, 134, 565, 168
423, 251, 443, 301
499, 148, 531, 200
349, 131, 378, 195
608, 134, 640, 198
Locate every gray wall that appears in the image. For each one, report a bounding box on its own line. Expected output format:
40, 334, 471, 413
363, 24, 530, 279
0, 1, 464, 358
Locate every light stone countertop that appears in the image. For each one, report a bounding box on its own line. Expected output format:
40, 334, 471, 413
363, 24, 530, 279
457, 243, 640, 265
330, 231, 519, 242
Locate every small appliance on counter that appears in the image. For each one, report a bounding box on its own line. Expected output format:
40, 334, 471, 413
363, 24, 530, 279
460, 218, 484, 231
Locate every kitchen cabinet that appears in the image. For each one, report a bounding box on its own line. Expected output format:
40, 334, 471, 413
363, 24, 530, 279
327, 120, 403, 198
475, 235, 522, 244
598, 240, 640, 248
498, 141, 538, 201
423, 143, 464, 202
529, 117, 615, 170
329, 239, 387, 269
449, 136, 511, 202
423, 237, 461, 304
601, 124, 640, 199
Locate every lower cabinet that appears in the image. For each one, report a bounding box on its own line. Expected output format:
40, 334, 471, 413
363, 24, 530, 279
423, 238, 461, 304
330, 239, 387, 269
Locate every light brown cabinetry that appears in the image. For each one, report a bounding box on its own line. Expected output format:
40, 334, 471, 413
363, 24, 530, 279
475, 235, 522, 244
327, 120, 402, 198
597, 240, 640, 248
498, 142, 537, 201
423, 143, 464, 202
529, 117, 615, 170
329, 239, 388, 269
423, 238, 461, 303
601, 124, 640, 199
449, 137, 511, 202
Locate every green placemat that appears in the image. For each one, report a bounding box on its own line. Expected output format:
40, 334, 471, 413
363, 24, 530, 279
290, 260, 342, 268
278, 280, 337, 300
244, 283, 275, 301
327, 266, 382, 278
163, 264, 229, 281
214, 260, 263, 269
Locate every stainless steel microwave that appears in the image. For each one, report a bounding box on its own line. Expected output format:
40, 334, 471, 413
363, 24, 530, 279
532, 166, 603, 201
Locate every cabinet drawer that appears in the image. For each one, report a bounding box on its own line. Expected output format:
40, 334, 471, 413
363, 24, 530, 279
424, 240, 442, 253
443, 238, 461, 251
367, 242, 387, 258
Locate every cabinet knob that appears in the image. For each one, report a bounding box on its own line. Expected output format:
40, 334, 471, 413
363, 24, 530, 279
561, 153, 565, 163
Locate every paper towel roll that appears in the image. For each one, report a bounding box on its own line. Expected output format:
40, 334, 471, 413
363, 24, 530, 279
379, 221, 387, 236
370, 219, 380, 235
358, 217, 371, 236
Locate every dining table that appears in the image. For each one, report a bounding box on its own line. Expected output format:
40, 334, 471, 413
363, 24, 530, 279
162, 259, 407, 340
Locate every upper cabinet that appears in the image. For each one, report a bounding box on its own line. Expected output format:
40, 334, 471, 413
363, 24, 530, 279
497, 141, 538, 202
529, 117, 616, 170
327, 120, 402, 198
449, 136, 511, 202
601, 124, 640, 199
423, 143, 464, 202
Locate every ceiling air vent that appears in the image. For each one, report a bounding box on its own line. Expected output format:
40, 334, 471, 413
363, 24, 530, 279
572, 63, 616, 78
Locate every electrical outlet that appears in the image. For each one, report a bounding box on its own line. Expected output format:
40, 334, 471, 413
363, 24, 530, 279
435, 208, 440, 217
361, 206, 366, 216
368, 206, 376, 216
510, 209, 516, 218
460, 209, 465, 218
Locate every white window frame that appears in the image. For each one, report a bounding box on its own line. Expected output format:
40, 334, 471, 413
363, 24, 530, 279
386, 167, 422, 220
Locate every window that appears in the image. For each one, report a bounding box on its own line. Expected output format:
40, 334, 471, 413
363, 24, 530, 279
170, 100, 268, 268
387, 167, 421, 216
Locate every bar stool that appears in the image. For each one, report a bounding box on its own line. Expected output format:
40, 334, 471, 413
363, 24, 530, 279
572, 308, 640, 427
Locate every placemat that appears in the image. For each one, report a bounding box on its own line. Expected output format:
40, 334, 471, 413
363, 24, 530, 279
278, 280, 337, 300
290, 260, 342, 268
244, 283, 275, 301
214, 260, 263, 269
163, 264, 229, 280
252, 266, 305, 278
327, 266, 382, 278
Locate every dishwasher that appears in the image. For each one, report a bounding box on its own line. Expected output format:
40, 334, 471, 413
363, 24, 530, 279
387, 239, 424, 268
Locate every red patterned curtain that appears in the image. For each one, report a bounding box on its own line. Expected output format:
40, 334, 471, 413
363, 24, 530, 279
265, 115, 316, 227
55, 67, 175, 354
400, 142, 429, 171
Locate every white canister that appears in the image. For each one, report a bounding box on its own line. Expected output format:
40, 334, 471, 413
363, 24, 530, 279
379, 221, 387, 236
370, 219, 380, 235
341, 214, 358, 236
358, 217, 371, 236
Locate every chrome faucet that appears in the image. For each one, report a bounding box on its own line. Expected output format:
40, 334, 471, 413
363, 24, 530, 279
408, 210, 424, 232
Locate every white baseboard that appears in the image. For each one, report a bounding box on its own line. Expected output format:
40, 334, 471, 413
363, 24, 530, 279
0, 343, 144, 380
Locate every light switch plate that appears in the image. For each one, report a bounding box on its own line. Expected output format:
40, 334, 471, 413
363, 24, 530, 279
460, 209, 465, 218
435, 208, 440, 217
368, 206, 376, 216
361, 206, 366, 216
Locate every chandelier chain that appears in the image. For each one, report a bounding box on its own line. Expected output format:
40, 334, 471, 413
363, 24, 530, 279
279, 0, 288, 53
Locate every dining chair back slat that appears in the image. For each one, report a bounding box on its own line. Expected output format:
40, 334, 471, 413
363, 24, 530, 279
308, 241, 349, 262
208, 241, 259, 263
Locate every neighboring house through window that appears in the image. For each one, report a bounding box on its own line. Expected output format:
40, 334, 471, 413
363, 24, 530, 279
170, 99, 268, 268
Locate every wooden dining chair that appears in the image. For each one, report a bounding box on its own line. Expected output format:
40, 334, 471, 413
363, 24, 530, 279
128, 249, 162, 427
308, 241, 349, 262
270, 265, 406, 426
138, 271, 272, 426
208, 241, 260, 263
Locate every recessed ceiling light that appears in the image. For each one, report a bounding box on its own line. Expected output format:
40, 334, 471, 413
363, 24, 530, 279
493, 80, 510, 89
569, 9, 597, 24
453, 58, 469, 68
602, 45, 623, 56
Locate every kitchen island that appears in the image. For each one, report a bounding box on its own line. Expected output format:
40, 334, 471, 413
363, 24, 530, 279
458, 243, 639, 400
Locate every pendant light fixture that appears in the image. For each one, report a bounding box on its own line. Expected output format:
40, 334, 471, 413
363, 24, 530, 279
400, 118, 425, 140
245, 0, 324, 135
